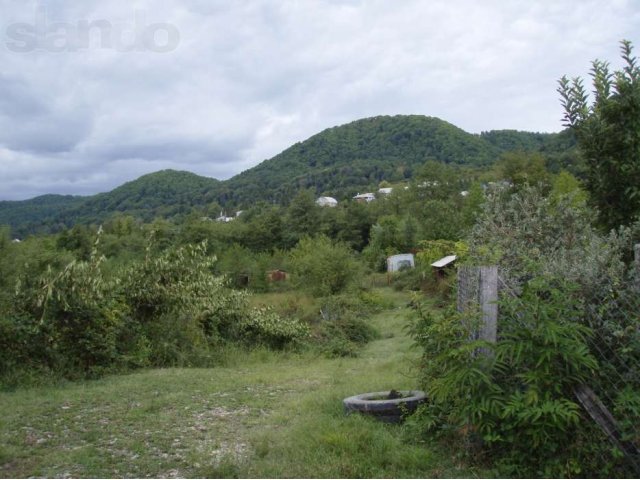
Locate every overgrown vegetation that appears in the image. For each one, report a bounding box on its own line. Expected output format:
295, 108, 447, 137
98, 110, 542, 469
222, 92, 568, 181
1, 40, 640, 478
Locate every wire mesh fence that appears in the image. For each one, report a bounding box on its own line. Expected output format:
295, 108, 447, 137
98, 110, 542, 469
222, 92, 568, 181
457, 262, 640, 476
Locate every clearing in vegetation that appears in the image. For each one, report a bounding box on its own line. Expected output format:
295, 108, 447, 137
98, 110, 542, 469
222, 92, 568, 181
0, 288, 480, 478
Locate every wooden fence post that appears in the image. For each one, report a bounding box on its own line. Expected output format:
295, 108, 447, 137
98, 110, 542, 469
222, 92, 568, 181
478, 266, 498, 345
457, 265, 498, 353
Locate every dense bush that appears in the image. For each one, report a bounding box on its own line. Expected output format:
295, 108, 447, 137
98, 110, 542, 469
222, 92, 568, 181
7, 236, 127, 380
467, 185, 634, 302
311, 293, 383, 357
0, 239, 310, 386
414, 184, 640, 476
289, 235, 362, 297
410, 276, 611, 477
120, 241, 309, 365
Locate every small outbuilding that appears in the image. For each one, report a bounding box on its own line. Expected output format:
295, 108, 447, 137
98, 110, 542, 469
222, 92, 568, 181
387, 253, 415, 273
431, 255, 457, 280
353, 192, 376, 203
267, 270, 289, 282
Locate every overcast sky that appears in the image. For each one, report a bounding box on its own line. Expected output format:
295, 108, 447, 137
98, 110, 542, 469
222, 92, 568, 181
0, 0, 638, 200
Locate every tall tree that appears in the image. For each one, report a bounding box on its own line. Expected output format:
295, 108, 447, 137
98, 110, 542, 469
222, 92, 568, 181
558, 40, 640, 230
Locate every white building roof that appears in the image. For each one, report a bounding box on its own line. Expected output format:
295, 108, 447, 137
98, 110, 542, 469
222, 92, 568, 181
353, 192, 375, 201
316, 196, 338, 206
431, 255, 457, 268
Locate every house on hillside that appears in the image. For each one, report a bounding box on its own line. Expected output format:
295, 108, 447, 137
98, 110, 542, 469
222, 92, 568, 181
353, 192, 375, 203
216, 211, 235, 222
378, 187, 393, 195
316, 196, 338, 207
12, 238, 21, 243
387, 253, 415, 272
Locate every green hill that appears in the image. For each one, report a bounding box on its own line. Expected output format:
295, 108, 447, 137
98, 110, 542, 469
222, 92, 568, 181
0, 115, 576, 235
217, 115, 501, 205
62, 170, 221, 225
0, 171, 220, 237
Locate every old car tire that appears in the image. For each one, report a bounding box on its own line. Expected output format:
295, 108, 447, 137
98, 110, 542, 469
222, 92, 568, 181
343, 390, 426, 423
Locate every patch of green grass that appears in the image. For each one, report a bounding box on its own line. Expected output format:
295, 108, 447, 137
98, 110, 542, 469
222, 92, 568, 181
0, 288, 481, 478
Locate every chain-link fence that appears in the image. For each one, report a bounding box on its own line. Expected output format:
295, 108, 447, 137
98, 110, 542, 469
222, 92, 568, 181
457, 261, 640, 476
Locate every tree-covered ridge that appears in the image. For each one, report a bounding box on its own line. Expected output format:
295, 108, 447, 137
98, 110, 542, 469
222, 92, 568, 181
0, 194, 85, 237
0, 170, 221, 237
63, 170, 221, 225
0, 115, 575, 235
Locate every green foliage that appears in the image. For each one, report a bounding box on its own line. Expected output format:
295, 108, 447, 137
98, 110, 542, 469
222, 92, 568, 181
121, 242, 308, 365
283, 190, 322, 247
461, 182, 485, 228
289, 236, 361, 297
468, 185, 629, 303
481, 129, 556, 152
550, 170, 588, 207
412, 276, 600, 477
559, 40, 640, 230
314, 294, 382, 358
416, 239, 468, 265
493, 151, 551, 190
222, 115, 500, 207
239, 307, 310, 349
0, 195, 84, 237
11, 233, 125, 379
1, 237, 309, 385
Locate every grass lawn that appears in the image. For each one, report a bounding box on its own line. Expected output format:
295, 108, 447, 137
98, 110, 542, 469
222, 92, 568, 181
0, 288, 480, 478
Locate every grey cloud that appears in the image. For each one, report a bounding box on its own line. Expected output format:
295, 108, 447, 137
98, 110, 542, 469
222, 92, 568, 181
0, 74, 47, 118
91, 138, 244, 165
0, 0, 639, 200
0, 74, 93, 153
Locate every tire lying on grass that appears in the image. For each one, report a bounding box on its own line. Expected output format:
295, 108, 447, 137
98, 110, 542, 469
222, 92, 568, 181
343, 390, 426, 423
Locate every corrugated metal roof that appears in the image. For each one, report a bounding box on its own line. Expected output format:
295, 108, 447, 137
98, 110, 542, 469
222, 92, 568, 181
431, 255, 457, 268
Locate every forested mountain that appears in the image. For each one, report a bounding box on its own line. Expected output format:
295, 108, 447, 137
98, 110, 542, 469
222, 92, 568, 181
0, 115, 576, 235
216, 115, 500, 205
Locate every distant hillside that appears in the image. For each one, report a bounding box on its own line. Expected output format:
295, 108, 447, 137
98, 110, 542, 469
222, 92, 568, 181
61, 170, 221, 226
0, 195, 85, 237
1, 171, 220, 237
0, 115, 577, 235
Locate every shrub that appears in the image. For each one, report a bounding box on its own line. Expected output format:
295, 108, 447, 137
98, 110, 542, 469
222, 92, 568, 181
239, 307, 310, 349
390, 267, 424, 291
289, 235, 361, 297
467, 185, 632, 302
410, 275, 636, 477
121, 242, 308, 365
11, 239, 126, 378
313, 294, 381, 358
